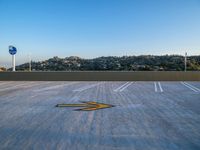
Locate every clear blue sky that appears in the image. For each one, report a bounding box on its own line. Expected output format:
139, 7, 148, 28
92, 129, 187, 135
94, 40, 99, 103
0, 0, 200, 67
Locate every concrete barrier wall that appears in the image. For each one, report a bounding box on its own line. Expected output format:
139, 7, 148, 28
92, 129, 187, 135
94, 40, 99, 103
0, 71, 200, 81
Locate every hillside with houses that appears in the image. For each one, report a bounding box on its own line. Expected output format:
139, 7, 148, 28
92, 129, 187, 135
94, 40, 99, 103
13, 55, 200, 71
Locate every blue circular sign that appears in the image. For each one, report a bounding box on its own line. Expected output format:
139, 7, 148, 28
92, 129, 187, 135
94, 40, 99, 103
9, 46, 17, 55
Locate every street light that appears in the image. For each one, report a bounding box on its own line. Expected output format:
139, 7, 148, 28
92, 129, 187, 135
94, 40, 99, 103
185, 52, 187, 72
28, 53, 32, 72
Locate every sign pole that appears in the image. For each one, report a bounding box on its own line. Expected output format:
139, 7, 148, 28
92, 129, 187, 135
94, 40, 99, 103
12, 55, 16, 71
9, 45, 17, 72
185, 52, 187, 72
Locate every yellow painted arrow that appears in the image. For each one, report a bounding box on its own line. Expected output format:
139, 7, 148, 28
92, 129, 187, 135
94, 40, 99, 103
56, 101, 114, 111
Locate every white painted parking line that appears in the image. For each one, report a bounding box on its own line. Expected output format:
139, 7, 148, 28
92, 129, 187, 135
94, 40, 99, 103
0, 81, 200, 150
0, 82, 33, 92
154, 82, 157, 92
158, 82, 163, 92
113, 82, 130, 92
184, 82, 200, 92
119, 82, 133, 92
0, 82, 15, 86
34, 82, 78, 92
181, 82, 200, 92
73, 83, 102, 92
154, 82, 163, 92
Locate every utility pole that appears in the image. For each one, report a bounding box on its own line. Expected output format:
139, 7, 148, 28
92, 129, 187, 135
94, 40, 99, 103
185, 52, 187, 72
28, 53, 32, 72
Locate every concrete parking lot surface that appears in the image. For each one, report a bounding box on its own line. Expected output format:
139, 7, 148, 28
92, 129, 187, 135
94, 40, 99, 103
0, 81, 200, 150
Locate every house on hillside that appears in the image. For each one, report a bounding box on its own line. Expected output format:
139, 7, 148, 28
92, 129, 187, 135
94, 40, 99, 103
0, 67, 6, 72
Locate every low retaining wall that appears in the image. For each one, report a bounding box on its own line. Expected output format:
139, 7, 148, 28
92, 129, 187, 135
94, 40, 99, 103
0, 71, 200, 81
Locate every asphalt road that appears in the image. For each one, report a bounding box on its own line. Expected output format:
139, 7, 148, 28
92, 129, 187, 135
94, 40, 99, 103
0, 81, 200, 150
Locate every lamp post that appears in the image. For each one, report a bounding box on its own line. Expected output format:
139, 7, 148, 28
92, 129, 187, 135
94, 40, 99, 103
28, 53, 32, 72
185, 52, 187, 72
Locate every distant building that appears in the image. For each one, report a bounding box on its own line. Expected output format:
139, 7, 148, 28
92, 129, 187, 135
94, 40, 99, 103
0, 67, 6, 72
